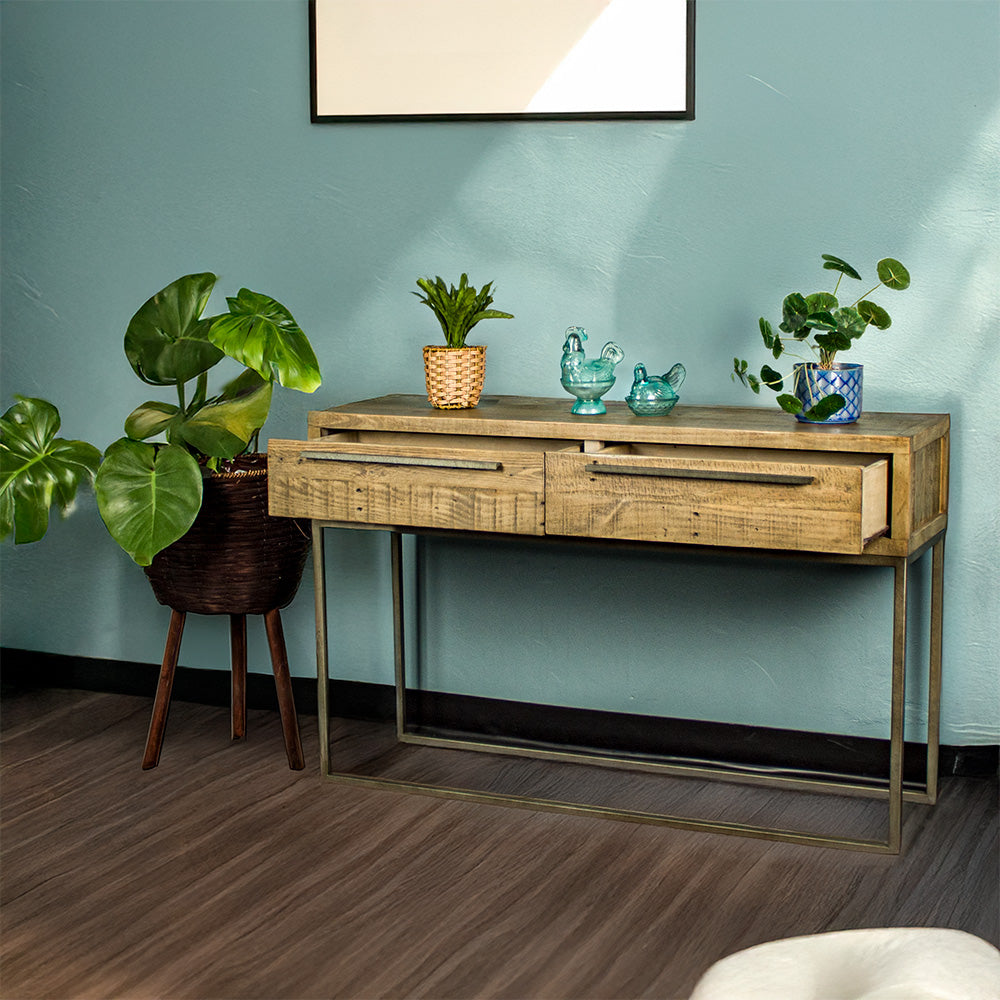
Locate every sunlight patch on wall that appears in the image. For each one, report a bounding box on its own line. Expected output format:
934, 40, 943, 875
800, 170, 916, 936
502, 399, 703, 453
526, 0, 688, 114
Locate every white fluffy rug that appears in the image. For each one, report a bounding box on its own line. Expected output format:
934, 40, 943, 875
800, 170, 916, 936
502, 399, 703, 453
689, 927, 1000, 1000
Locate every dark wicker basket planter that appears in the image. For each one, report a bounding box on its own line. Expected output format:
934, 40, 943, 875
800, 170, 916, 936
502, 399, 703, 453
144, 454, 310, 615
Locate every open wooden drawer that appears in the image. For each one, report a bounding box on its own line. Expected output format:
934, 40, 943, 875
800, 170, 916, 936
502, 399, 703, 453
545, 444, 890, 554
269, 432, 578, 536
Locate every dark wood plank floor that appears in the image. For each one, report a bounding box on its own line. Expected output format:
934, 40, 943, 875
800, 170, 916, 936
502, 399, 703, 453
2, 688, 997, 1000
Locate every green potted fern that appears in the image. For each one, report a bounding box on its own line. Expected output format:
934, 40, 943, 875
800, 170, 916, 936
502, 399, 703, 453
732, 254, 910, 423
413, 273, 513, 408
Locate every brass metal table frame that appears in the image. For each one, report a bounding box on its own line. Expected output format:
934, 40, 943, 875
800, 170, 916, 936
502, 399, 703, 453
311, 522, 944, 854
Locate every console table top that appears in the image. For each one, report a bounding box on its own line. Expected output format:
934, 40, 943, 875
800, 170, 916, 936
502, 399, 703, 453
308, 394, 949, 453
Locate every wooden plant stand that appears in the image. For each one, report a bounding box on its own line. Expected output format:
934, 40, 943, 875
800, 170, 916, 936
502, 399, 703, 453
141, 608, 305, 771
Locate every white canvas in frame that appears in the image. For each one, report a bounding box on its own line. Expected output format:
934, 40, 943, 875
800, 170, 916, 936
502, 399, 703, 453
310, 0, 695, 121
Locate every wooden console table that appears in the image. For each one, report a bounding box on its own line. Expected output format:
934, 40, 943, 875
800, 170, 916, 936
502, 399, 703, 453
269, 395, 949, 852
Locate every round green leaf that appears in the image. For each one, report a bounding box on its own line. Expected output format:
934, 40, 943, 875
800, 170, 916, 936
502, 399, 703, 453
95, 438, 202, 566
760, 365, 784, 392
833, 306, 867, 339
776, 394, 803, 415
804, 393, 847, 421
858, 300, 892, 330
804, 311, 838, 331
877, 258, 910, 291
806, 292, 839, 314
0, 396, 101, 544
780, 293, 810, 335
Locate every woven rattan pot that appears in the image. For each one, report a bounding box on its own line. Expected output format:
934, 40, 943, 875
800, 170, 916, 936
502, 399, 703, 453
423, 345, 486, 409
143, 454, 310, 615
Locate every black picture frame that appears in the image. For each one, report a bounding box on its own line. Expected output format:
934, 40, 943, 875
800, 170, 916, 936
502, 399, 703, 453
309, 0, 695, 123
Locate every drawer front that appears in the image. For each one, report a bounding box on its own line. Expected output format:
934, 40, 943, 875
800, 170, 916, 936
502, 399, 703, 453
545, 447, 889, 554
268, 437, 547, 535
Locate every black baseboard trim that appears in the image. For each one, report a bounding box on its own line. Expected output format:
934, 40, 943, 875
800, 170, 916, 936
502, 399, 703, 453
3, 648, 997, 780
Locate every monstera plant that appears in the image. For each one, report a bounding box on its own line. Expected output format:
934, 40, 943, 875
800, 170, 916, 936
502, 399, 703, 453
0, 397, 102, 545
1, 272, 321, 565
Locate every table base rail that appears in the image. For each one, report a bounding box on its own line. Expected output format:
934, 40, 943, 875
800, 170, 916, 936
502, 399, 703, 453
312, 524, 945, 854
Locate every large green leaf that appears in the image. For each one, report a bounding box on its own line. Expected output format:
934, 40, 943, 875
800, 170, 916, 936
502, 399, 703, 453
207, 289, 321, 393
0, 397, 102, 544
124, 273, 224, 386
124, 401, 182, 441
177, 378, 273, 459
95, 438, 202, 566
877, 258, 910, 291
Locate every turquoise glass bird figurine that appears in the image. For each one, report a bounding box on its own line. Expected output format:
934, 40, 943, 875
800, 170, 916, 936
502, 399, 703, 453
560, 326, 626, 415
625, 362, 686, 416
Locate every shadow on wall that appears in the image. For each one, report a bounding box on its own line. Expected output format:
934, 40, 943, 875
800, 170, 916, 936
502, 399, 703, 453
372, 0, 1000, 742
612, 1, 1000, 409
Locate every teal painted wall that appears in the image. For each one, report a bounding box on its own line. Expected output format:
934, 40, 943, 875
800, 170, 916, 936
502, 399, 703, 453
2, 0, 997, 744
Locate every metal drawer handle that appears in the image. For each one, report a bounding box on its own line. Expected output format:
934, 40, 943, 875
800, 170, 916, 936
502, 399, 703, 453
300, 451, 502, 472
585, 463, 814, 486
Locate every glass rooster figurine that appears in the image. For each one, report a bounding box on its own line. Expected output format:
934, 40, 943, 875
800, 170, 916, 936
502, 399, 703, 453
559, 326, 626, 415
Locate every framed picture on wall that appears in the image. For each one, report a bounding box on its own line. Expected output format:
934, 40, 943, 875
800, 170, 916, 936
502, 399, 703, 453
309, 0, 695, 122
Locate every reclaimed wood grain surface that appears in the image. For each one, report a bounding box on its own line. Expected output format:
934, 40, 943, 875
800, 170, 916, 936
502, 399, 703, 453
307, 396, 949, 454
274, 395, 949, 558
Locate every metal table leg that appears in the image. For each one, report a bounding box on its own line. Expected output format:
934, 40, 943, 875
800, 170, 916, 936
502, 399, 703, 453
312, 525, 944, 854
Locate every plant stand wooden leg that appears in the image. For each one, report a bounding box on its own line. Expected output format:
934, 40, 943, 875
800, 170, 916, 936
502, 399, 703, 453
264, 608, 305, 770
142, 609, 186, 770
230, 614, 247, 741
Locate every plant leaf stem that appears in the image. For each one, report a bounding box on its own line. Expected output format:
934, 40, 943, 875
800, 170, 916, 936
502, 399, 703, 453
850, 281, 885, 308
758, 340, 826, 387
191, 372, 208, 413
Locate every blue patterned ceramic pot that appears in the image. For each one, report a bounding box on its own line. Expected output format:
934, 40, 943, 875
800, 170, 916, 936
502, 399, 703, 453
793, 362, 863, 424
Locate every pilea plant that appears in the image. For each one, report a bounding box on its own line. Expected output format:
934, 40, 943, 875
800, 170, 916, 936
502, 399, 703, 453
413, 273, 513, 348
733, 254, 910, 420
1, 272, 321, 565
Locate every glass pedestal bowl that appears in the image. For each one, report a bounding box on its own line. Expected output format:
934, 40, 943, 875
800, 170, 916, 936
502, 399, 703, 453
561, 375, 617, 415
